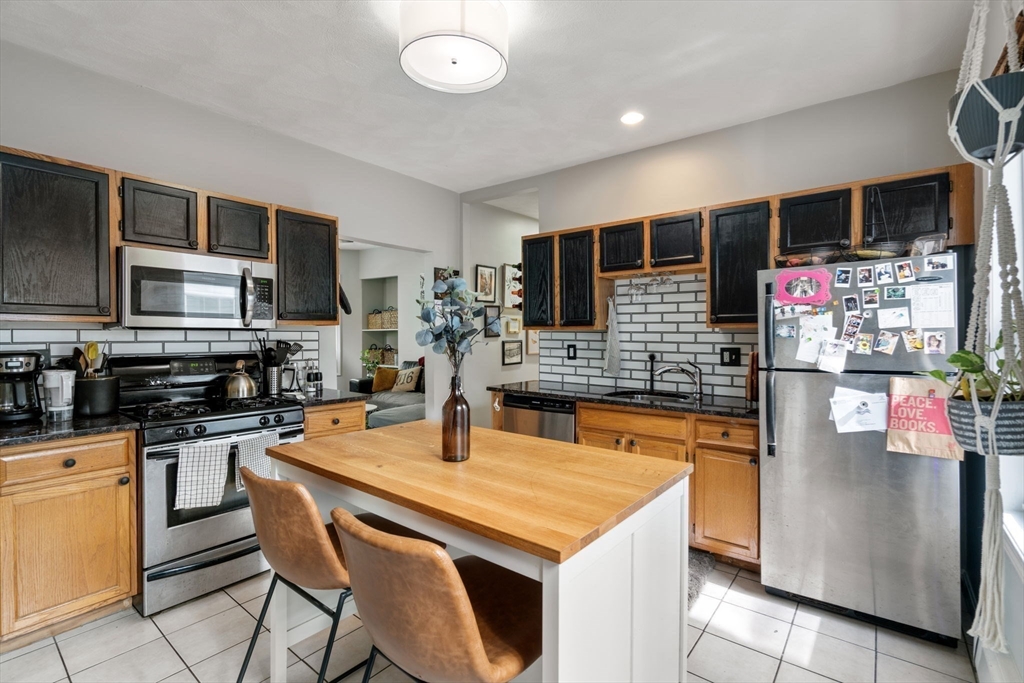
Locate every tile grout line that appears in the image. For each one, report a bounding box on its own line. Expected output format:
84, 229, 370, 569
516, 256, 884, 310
51, 636, 72, 683
147, 612, 195, 683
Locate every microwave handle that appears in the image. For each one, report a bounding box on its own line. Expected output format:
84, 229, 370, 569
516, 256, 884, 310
242, 267, 255, 328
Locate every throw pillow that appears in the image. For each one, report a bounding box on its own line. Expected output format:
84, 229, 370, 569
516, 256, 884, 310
391, 366, 422, 393
371, 367, 398, 393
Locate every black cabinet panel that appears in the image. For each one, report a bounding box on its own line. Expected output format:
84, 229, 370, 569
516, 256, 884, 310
708, 202, 770, 325
522, 236, 555, 327
599, 221, 644, 273
0, 153, 111, 317
121, 178, 198, 249
559, 230, 595, 327
276, 210, 337, 321
650, 212, 701, 268
863, 173, 950, 244
779, 189, 851, 253
208, 197, 269, 259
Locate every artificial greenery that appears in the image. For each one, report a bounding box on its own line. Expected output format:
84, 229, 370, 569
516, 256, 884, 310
359, 348, 380, 377
415, 269, 501, 377
924, 328, 1023, 401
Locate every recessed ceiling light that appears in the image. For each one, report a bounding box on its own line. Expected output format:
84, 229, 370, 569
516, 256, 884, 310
620, 112, 644, 125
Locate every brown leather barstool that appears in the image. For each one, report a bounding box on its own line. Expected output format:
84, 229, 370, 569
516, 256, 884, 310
331, 507, 542, 683
237, 467, 441, 683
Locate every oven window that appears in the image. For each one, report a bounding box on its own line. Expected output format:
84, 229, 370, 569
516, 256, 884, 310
165, 450, 250, 527
131, 265, 242, 319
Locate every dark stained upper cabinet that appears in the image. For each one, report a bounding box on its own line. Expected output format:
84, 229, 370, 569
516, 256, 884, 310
121, 178, 198, 250
0, 152, 112, 318
598, 221, 644, 273
778, 189, 851, 253
558, 230, 595, 327
708, 201, 770, 326
208, 197, 270, 259
522, 235, 555, 327
863, 173, 950, 244
650, 212, 702, 268
276, 209, 337, 322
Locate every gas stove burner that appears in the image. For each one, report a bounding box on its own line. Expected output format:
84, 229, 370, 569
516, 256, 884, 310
127, 401, 215, 420
224, 396, 295, 410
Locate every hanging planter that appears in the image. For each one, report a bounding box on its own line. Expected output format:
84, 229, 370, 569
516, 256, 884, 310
947, 396, 1024, 455
949, 71, 1024, 159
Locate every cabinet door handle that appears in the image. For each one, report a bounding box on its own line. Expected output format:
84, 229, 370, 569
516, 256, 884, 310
650, 258, 657, 266
493, 396, 501, 411
63, 458, 76, 468
749, 458, 757, 466
99, 306, 110, 315
635, 259, 642, 267
119, 476, 130, 485
615, 438, 622, 445
630, 439, 637, 447
188, 239, 199, 248
332, 418, 340, 425
210, 243, 219, 251
721, 431, 730, 439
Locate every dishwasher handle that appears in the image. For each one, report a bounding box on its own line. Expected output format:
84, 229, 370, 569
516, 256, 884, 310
500, 393, 575, 414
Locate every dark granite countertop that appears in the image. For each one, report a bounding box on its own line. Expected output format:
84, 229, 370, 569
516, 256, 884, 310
283, 388, 369, 409
0, 413, 140, 448
487, 381, 759, 419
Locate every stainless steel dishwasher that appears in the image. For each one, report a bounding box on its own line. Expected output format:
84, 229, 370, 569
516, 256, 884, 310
501, 393, 576, 442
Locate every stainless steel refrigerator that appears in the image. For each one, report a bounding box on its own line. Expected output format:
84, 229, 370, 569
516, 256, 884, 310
758, 254, 962, 640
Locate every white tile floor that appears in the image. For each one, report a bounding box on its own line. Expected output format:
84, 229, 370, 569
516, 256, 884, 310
1, 563, 978, 683
687, 564, 977, 683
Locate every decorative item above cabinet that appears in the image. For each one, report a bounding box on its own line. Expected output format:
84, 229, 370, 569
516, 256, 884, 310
120, 176, 199, 250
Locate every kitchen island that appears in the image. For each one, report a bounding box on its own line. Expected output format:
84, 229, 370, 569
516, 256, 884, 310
267, 420, 692, 682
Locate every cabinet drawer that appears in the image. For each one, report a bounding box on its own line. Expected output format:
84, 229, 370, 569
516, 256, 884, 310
695, 419, 757, 450
305, 403, 365, 438
0, 433, 132, 488
578, 405, 686, 440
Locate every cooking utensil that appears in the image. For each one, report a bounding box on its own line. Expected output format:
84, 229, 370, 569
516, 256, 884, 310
225, 360, 257, 398
287, 343, 303, 360
72, 347, 88, 379
83, 341, 100, 377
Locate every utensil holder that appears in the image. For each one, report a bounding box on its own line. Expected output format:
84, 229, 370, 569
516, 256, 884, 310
74, 376, 120, 417
264, 366, 282, 396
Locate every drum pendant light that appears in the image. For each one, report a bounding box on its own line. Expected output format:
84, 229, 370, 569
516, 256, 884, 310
399, 0, 508, 94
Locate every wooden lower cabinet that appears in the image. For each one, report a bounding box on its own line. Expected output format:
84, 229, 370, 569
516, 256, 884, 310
0, 432, 136, 641
693, 447, 759, 560
577, 428, 626, 451
304, 402, 366, 439
632, 435, 687, 461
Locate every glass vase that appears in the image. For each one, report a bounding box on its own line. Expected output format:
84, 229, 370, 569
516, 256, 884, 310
441, 375, 470, 461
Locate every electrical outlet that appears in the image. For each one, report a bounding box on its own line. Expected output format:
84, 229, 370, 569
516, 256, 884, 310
567, 344, 577, 360
720, 347, 741, 366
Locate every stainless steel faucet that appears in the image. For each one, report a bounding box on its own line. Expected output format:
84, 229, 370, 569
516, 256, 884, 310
653, 360, 703, 400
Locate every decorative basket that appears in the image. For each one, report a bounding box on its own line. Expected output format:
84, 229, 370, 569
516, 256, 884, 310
381, 306, 398, 329
947, 397, 1024, 456
367, 309, 383, 329
840, 241, 908, 262
381, 344, 397, 366
774, 248, 843, 268
365, 344, 381, 364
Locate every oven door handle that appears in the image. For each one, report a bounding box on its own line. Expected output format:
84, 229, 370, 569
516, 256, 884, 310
147, 542, 261, 582
242, 267, 255, 328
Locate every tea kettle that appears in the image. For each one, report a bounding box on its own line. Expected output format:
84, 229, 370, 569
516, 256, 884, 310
226, 360, 257, 398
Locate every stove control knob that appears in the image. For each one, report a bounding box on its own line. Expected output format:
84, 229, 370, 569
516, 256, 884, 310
194, 425, 207, 436
175, 427, 189, 439
259, 416, 270, 427
274, 414, 285, 424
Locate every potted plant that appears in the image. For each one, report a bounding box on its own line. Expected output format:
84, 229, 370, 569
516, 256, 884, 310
415, 269, 500, 462
925, 328, 1024, 455
359, 349, 380, 378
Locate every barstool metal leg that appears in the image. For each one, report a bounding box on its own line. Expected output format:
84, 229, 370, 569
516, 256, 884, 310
316, 590, 349, 683
360, 645, 379, 683
237, 573, 279, 683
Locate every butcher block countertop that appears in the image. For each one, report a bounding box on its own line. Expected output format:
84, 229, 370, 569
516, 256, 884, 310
267, 419, 692, 563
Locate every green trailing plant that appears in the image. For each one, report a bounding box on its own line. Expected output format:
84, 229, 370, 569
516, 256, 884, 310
415, 269, 501, 377
360, 349, 380, 377
923, 327, 1023, 401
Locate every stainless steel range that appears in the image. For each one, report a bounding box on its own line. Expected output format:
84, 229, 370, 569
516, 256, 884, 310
111, 353, 304, 616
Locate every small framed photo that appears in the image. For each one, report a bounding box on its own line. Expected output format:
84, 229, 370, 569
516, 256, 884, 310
506, 317, 522, 335
834, 267, 852, 288
862, 288, 880, 308
502, 340, 523, 366
895, 260, 916, 283
857, 266, 874, 287
875, 262, 895, 285
483, 305, 501, 338
475, 265, 497, 303
842, 294, 860, 314
502, 263, 523, 310
526, 329, 540, 355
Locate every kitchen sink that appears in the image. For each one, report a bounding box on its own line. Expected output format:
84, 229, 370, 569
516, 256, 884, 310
603, 390, 694, 405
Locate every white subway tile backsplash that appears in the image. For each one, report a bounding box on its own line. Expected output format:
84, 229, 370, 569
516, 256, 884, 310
86, 329, 138, 342
136, 329, 185, 342
112, 342, 164, 354
210, 342, 254, 352
12, 329, 78, 343
0, 330, 9, 344
186, 331, 230, 341
164, 342, 211, 353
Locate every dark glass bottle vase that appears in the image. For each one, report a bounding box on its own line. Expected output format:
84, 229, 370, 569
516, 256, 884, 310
442, 376, 470, 462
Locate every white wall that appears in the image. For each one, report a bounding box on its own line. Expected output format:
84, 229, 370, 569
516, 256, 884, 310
338, 249, 364, 383
460, 202, 539, 427
0, 41, 460, 397
358, 247, 430, 370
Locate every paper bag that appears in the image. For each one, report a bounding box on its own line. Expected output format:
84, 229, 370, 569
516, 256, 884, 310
886, 377, 963, 460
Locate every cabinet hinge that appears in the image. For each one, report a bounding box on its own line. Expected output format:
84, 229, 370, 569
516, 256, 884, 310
948, 216, 954, 233
700, 245, 704, 256
118, 185, 123, 198
692, 523, 696, 533
118, 219, 124, 232
699, 213, 704, 227
949, 181, 954, 192
768, 207, 773, 218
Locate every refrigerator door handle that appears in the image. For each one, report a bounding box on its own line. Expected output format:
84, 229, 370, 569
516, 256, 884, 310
766, 370, 776, 456
764, 282, 776, 370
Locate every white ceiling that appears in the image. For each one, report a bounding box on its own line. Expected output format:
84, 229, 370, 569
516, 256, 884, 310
483, 190, 539, 219
0, 1, 972, 193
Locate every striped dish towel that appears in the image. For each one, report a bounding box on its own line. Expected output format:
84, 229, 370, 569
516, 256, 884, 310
174, 442, 230, 509
235, 432, 279, 491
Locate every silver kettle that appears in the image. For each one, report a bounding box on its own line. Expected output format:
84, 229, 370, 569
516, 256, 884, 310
226, 360, 257, 398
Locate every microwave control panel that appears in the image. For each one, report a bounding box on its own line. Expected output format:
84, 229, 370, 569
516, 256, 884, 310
253, 277, 274, 320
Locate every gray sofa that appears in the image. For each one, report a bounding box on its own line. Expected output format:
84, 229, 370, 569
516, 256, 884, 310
352, 361, 426, 428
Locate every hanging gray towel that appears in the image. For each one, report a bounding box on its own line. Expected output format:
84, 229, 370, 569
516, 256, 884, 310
175, 442, 230, 510
235, 432, 279, 491
603, 296, 621, 376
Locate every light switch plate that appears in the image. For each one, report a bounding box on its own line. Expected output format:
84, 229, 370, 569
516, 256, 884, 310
720, 347, 741, 366
567, 344, 577, 360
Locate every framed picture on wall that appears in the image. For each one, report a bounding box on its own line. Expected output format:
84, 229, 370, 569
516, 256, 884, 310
502, 340, 523, 366
506, 317, 521, 335
433, 268, 460, 300
502, 263, 523, 310
484, 305, 501, 338
476, 265, 497, 303
526, 330, 540, 355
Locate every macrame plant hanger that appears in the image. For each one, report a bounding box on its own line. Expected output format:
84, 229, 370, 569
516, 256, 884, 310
947, 0, 1024, 654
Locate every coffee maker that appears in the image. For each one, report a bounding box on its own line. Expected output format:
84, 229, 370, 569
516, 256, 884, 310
0, 352, 44, 423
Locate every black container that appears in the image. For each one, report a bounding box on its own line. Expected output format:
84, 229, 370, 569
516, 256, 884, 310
949, 72, 1024, 160
74, 376, 120, 417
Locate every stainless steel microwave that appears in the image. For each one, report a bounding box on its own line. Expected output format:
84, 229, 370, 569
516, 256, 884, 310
120, 246, 276, 329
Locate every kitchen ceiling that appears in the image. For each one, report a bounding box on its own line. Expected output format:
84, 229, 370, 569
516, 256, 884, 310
0, 1, 971, 193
